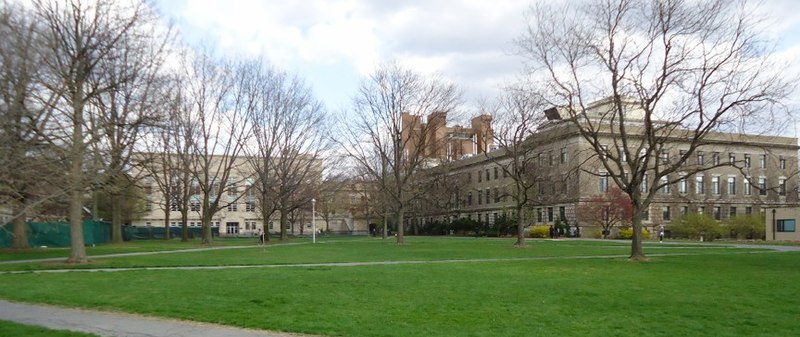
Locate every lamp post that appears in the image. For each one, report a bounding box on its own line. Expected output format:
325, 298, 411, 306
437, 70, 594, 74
311, 198, 316, 243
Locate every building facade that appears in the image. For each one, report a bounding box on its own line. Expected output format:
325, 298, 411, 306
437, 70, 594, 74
412, 100, 800, 238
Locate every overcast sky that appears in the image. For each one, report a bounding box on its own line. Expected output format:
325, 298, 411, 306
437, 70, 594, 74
153, 0, 800, 129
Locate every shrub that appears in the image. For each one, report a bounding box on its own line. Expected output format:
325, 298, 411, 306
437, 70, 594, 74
618, 227, 651, 240
726, 215, 765, 240
671, 213, 724, 241
528, 225, 550, 238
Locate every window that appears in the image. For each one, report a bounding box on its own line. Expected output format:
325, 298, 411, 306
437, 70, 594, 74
698, 206, 705, 215
467, 192, 473, 206
478, 191, 482, 205
547, 207, 554, 222
744, 177, 752, 195
536, 208, 543, 222
711, 176, 720, 195
485, 169, 490, 181
227, 181, 238, 196
245, 201, 256, 212
661, 176, 670, 194
695, 175, 705, 194
728, 176, 736, 195
145, 202, 152, 211
494, 167, 498, 180
559, 206, 566, 220
549, 151, 554, 166
780, 156, 786, 169
467, 172, 472, 183
537, 153, 543, 166
713, 207, 721, 220
744, 154, 751, 168
560, 147, 568, 163
478, 170, 482, 182
779, 177, 787, 196
745, 207, 752, 215
620, 147, 627, 162
759, 154, 767, 169
599, 172, 609, 192
494, 187, 500, 203
170, 200, 179, 211
729, 207, 737, 218
660, 151, 669, 164
228, 202, 238, 212
712, 152, 720, 166
681, 206, 689, 215
777, 219, 796, 232
679, 175, 688, 194
190, 201, 200, 212
662, 206, 671, 221
485, 188, 491, 204
729, 153, 736, 164
643, 208, 650, 221
642, 173, 648, 192
758, 177, 767, 196
697, 151, 704, 165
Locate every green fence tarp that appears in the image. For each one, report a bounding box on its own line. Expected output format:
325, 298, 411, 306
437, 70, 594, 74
0, 220, 112, 248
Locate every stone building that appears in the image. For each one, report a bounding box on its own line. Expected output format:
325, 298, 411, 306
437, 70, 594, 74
412, 98, 800, 237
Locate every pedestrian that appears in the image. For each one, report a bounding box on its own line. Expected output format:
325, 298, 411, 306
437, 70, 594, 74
658, 225, 664, 243
549, 225, 555, 239
258, 228, 265, 245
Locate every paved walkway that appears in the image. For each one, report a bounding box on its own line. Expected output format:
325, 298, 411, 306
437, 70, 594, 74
0, 299, 316, 337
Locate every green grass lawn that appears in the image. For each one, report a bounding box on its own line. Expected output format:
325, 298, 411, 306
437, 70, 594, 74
0, 237, 759, 271
0, 237, 796, 337
0, 320, 100, 337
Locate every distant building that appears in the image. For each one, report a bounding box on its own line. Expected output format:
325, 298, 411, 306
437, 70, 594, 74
765, 208, 800, 241
401, 111, 493, 162
412, 98, 800, 238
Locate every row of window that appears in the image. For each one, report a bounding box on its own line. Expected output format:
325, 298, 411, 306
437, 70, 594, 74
465, 187, 507, 206
599, 174, 790, 196
601, 147, 789, 171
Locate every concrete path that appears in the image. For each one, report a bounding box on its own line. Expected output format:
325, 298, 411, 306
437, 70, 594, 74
0, 299, 315, 337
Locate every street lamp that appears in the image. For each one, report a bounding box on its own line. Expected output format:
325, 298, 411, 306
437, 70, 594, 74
311, 198, 316, 244
772, 208, 776, 241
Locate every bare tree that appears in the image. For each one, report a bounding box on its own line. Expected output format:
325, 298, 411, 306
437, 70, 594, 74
34, 0, 160, 262
88, 9, 172, 243
339, 62, 460, 244
180, 50, 252, 244
518, 0, 792, 260
0, 2, 58, 249
481, 86, 552, 246
241, 59, 328, 241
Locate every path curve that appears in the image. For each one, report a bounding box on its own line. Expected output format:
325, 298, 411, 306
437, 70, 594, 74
0, 299, 320, 337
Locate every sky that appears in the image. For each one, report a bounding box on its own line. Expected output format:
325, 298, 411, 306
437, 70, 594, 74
153, 0, 800, 130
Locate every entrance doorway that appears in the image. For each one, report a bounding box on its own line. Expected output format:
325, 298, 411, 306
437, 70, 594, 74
226, 222, 240, 235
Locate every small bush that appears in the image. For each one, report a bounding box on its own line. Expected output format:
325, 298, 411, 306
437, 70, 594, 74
528, 225, 550, 238
618, 227, 651, 240
671, 213, 724, 241
726, 215, 765, 240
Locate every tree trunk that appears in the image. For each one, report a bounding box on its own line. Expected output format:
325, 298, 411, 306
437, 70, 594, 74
67, 188, 87, 263
280, 210, 288, 240
382, 212, 388, 239
395, 205, 405, 244
629, 208, 646, 260
67, 96, 87, 263
260, 209, 271, 242
201, 212, 213, 244
163, 207, 171, 240
111, 193, 123, 243
10, 201, 29, 249
180, 209, 189, 242
515, 204, 526, 247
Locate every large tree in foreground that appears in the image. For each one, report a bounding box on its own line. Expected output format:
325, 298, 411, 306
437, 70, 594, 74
339, 62, 460, 244
35, 0, 161, 262
518, 0, 791, 260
